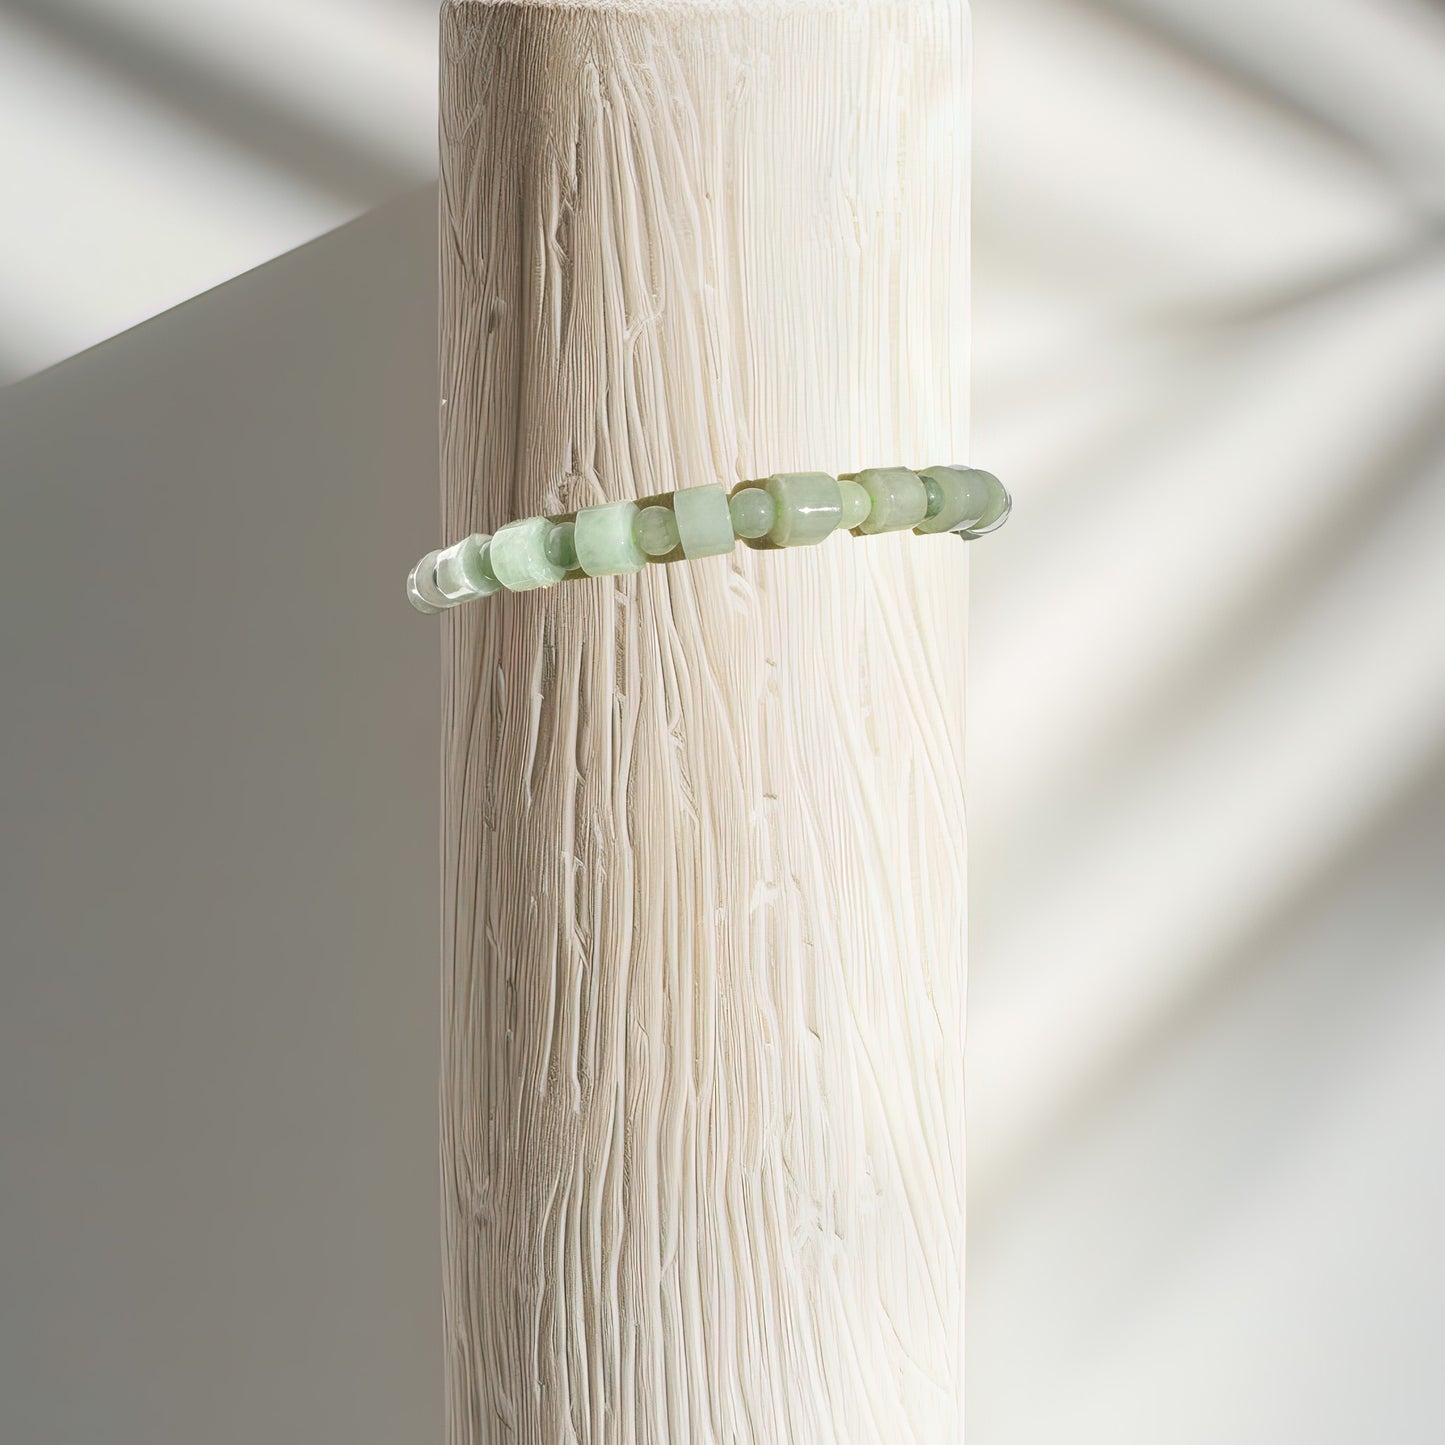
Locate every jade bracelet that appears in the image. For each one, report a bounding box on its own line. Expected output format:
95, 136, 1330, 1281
407, 465, 1009, 614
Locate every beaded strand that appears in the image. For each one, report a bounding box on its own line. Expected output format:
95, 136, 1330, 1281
408, 465, 1009, 614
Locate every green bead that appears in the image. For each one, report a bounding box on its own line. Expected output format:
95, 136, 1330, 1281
634, 504, 680, 558
922, 475, 945, 519
434, 533, 502, 601
853, 467, 928, 534
765, 472, 841, 547
914, 466, 993, 534
574, 500, 646, 577
729, 487, 776, 541
838, 479, 872, 531
407, 552, 446, 612
673, 483, 735, 558
545, 521, 578, 571
489, 516, 566, 591
475, 539, 501, 591
963, 471, 1012, 534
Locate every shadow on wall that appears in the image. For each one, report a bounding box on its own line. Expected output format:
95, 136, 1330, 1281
968, 1, 1445, 1442
1, 0, 415, 205
0, 188, 443, 1445
0, 0, 438, 383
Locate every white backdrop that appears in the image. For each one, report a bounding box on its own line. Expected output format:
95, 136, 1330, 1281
3, 2, 1443, 1441
969, 4, 1445, 1440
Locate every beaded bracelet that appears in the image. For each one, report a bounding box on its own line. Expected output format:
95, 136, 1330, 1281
407, 465, 1010, 614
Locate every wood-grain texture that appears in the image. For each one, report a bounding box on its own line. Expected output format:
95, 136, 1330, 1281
438, 2, 970, 1439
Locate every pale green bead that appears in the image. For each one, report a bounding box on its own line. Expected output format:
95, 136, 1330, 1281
407, 552, 446, 613
433, 544, 472, 603
434, 533, 501, 601
574, 500, 646, 576
838, 479, 872, 531
729, 487, 776, 541
476, 539, 502, 591
914, 466, 992, 534
962, 470, 1012, 535
853, 467, 928, 534
489, 516, 566, 591
634, 504, 680, 558
765, 471, 841, 547
922, 474, 946, 519
673, 483, 735, 558
545, 521, 578, 571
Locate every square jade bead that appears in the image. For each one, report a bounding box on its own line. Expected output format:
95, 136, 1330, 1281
765, 472, 842, 547
914, 466, 991, 534
574, 500, 646, 576
434, 533, 502, 600
407, 552, 447, 612
853, 467, 928, 534
489, 516, 567, 591
672, 483, 735, 558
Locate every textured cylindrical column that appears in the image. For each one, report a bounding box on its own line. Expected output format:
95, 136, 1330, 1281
438, 2, 970, 1440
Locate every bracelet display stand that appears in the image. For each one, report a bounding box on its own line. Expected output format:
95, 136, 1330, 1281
436, 3, 981, 1439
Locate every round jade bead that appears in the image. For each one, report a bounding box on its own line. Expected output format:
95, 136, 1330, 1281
574, 500, 646, 577
765, 472, 842, 547
853, 467, 928, 534
838, 479, 872, 530
914, 466, 992, 534
434, 533, 501, 602
729, 487, 776, 541
962, 470, 1012, 534
545, 520, 578, 571
673, 483, 735, 558
634, 504, 680, 558
922, 474, 946, 519
489, 516, 566, 591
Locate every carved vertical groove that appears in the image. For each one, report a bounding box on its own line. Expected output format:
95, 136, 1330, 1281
439, 2, 970, 1440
